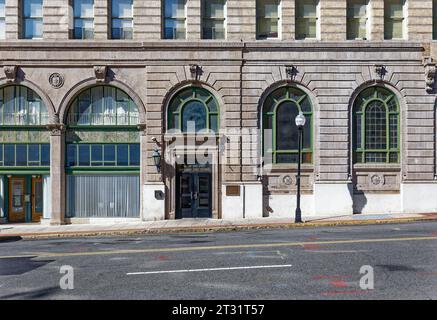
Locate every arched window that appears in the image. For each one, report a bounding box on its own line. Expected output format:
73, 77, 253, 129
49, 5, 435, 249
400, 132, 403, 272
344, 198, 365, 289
168, 87, 219, 133
263, 86, 313, 164
0, 85, 50, 168
0, 85, 49, 125
67, 86, 139, 126
353, 86, 400, 163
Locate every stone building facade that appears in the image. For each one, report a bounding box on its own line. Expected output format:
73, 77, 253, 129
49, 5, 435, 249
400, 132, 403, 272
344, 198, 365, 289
1, 0, 437, 225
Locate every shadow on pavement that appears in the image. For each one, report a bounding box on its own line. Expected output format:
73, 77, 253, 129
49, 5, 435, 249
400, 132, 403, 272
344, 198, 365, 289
0, 257, 54, 276
0, 286, 60, 300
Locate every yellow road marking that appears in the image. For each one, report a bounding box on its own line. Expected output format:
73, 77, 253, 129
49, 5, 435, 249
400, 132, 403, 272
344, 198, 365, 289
1, 235, 437, 259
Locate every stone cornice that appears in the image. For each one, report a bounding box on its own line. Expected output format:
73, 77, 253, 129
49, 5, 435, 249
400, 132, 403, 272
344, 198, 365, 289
0, 40, 425, 52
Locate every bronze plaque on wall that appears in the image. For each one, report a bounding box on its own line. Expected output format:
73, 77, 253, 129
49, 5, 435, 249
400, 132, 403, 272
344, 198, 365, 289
226, 185, 240, 196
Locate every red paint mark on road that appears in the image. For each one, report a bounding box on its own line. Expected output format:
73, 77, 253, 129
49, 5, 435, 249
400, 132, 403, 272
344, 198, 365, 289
302, 244, 321, 250
158, 255, 168, 261
321, 290, 369, 297
307, 236, 318, 241
328, 280, 349, 288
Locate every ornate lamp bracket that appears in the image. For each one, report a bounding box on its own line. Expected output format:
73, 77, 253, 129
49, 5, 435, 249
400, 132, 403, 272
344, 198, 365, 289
285, 65, 298, 81
189, 64, 203, 81
374, 65, 387, 80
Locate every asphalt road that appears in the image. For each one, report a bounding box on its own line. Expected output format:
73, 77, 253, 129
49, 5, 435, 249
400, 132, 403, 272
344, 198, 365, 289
0, 221, 437, 300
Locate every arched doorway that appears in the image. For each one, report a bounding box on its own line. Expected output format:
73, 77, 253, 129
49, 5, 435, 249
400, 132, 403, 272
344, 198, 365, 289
64, 85, 141, 219
0, 85, 51, 223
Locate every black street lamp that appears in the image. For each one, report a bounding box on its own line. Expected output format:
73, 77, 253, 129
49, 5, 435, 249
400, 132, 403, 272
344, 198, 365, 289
295, 112, 306, 223
152, 148, 162, 173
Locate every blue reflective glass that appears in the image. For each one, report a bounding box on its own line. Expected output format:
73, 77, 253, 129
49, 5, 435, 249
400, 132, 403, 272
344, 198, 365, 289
182, 101, 207, 132
117, 144, 129, 166
41, 144, 50, 166
91, 144, 102, 162
16, 145, 27, 166
67, 145, 77, 167
129, 144, 140, 166
4, 145, 14, 166
276, 102, 299, 150
28, 144, 40, 162
78, 145, 90, 166
0, 144, 3, 162
104, 144, 116, 163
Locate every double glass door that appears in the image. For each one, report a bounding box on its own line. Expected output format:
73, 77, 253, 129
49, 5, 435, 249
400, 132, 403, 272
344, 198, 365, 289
178, 172, 211, 219
8, 176, 43, 223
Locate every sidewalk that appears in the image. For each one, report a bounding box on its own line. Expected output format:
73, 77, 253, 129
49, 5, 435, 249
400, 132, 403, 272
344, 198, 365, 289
1, 213, 437, 239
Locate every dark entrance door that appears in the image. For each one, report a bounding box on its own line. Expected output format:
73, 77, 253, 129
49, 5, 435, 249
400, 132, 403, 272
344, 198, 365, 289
177, 172, 212, 219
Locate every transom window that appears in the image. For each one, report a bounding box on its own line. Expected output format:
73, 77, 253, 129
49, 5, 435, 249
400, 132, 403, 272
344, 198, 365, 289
347, 0, 369, 40
23, 0, 43, 39
0, 85, 49, 125
73, 0, 94, 39
66, 143, 139, 168
0, 143, 50, 167
384, 0, 406, 40
256, 0, 280, 40
263, 86, 312, 164
353, 87, 400, 164
296, 0, 319, 40
202, 0, 226, 39
168, 87, 219, 133
111, 0, 133, 39
0, 0, 5, 40
164, 0, 187, 39
67, 86, 139, 126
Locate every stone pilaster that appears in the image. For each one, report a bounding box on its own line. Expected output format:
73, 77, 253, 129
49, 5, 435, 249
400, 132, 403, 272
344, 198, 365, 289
187, 0, 201, 40
48, 124, 66, 225
94, 0, 109, 40
5, 0, 20, 40
370, 0, 384, 41
43, 0, 70, 40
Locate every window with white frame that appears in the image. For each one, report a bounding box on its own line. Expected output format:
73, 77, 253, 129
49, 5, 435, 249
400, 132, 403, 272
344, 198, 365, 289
164, 0, 187, 39
73, 0, 94, 39
256, 0, 280, 40
347, 0, 369, 40
384, 0, 406, 40
23, 0, 43, 39
202, 0, 226, 39
111, 0, 133, 39
0, 0, 5, 40
295, 0, 319, 40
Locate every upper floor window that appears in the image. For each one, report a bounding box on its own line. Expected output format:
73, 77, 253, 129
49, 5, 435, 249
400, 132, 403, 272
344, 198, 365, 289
353, 87, 400, 164
263, 86, 313, 164
23, 0, 43, 39
111, 0, 133, 39
347, 0, 369, 40
67, 86, 139, 126
168, 87, 219, 133
164, 0, 186, 39
256, 0, 280, 40
0, 85, 49, 126
202, 0, 226, 39
73, 0, 94, 39
296, 0, 319, 40
0, 0, 5, 39
384, 0, 406, 40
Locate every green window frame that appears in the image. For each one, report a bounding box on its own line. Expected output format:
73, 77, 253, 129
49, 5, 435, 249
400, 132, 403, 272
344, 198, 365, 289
0, 85, 49, 126
353, 86, 400, 164
262, 86, 313, 164
0, 143, 50, 167
168, 87, 220, 133
66, 143, 140, 169
67, 86, 139, 126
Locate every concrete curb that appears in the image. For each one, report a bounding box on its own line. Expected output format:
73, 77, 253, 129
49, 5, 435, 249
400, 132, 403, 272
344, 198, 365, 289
1, 215, 437, 240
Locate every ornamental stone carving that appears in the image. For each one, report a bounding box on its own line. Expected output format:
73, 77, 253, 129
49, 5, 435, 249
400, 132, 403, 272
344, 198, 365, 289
94, 66, 108, 82
423, 57, 436, 94
370, 174, 385, 187
3, 66, 18, 82
49, 73, 65, 89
